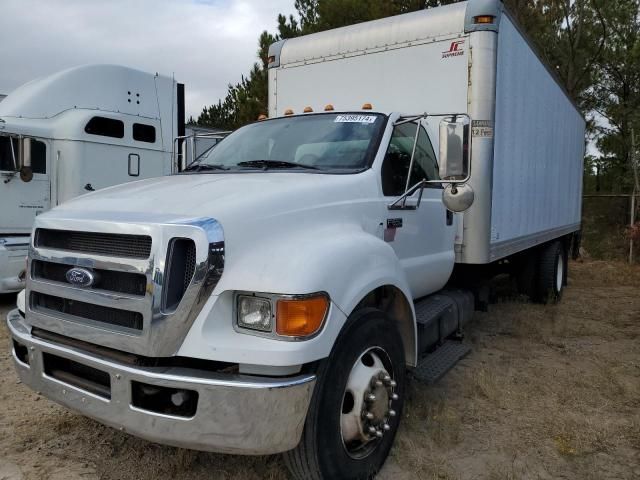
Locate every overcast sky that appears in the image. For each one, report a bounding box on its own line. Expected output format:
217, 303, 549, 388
0, 0, 295, 118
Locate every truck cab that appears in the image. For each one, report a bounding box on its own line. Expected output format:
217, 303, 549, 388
0, 64, 185, 293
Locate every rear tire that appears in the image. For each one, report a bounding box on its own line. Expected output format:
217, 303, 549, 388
534, 241, 565, 304
284, 308, 406, 480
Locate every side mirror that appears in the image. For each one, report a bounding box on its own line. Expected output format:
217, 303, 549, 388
438, 115, 470, 180
19, 137, 33, 182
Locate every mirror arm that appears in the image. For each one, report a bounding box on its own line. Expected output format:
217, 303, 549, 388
9, 135, 18, 171
388, 179, 427, 210
393, 113, 427, 127
402, 122, 422, 206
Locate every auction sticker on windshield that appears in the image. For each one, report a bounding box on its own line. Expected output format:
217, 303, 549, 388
334, 115, 377, 123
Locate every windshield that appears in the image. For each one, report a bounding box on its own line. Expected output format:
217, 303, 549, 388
188, 112, 387, 173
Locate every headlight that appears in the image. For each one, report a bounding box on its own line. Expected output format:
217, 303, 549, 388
237, 295, 272, 332
235, 292, 329, 339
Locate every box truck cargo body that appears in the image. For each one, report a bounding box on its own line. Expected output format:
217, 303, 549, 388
8, 2, 585, 479
268, 1, 585, 264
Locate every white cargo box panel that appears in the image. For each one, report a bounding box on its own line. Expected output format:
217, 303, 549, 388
268, 2, 470, 116
489, 15, 585, 261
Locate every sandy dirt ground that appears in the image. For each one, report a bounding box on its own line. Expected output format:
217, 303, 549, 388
1, 260, 639, 480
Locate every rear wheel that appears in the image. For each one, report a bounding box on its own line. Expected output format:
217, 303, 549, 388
535, 241, 566, 304
284, 308, 406, 480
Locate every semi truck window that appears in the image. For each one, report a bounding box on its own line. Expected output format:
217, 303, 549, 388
133, 123, 156, 143
381, 123, 440, 196
31, 139, 47, 174
0, 136, 19, 172
85, 117, 124, 138
0, 137, 47, 174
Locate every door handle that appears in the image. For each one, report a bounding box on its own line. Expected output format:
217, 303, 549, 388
128, 153, 140, 176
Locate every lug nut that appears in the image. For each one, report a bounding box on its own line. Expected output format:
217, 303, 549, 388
365, 412, 374, 420
366, 393, 376, 402
368, 426, 376, 435
388, 409, 396, 417
383, 374, 391, 382
391, 393, 399, 401
389, 380, 397, 388
383, 423, 391, 431
374, 380, 383, 387
375, 430, 383, 438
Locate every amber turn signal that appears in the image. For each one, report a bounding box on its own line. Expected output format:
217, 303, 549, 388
474, 15, 495, 24
276, 295, 329, 337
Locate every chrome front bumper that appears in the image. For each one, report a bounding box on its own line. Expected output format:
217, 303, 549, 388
7, 310, 315, 455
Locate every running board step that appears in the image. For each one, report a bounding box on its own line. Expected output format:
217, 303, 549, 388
412, 341, 471, 385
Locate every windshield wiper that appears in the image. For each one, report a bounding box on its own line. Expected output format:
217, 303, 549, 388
236, 160, 318, 170
183, 163, 229, 172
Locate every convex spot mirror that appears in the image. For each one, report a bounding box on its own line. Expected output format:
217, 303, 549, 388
443, 183, 474, 213
438, 115, 470, 180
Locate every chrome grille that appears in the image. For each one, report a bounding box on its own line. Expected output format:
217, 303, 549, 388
32, 260, 147, 296
35, 228, 152, 259
26, 216, 224, 357
32, 292, 144, 331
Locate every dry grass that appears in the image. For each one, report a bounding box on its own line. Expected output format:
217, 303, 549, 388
1, 259, 639, 479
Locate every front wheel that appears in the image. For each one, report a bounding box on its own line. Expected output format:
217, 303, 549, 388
284, 308, 406, 480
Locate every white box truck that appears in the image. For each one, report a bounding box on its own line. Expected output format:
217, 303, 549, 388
7, 1, 584, 479
0, 64, 194, 293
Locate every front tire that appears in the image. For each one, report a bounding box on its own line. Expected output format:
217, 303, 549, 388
284, 308, 406, 480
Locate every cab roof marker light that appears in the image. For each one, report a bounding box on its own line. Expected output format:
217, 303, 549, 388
362, 103, 373, 110
284, 108, 294, 116
324, 104, 334, 111
257, 114, 267, 121
303, 106, 313, 113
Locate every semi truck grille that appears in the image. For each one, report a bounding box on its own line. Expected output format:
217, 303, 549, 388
32, 260, 147, 296
35, 229, 152, 259
31, 292, 143, 331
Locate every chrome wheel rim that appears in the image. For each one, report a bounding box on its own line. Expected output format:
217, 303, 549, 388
340, 347, 398, 459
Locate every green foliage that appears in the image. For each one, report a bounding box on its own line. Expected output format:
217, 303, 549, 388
587, 0, 640, 193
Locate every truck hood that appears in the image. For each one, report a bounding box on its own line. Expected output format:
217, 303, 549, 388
55, 172, 377, 228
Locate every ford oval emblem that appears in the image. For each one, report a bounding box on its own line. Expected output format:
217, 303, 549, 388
65, 267, 95, 288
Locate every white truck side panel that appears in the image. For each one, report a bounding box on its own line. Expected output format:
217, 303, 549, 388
489, 16, 584, 260
272, 39, 469, 117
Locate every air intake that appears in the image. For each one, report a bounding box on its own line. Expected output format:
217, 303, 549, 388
35, 229, 152, 259
162, 238, 196, 312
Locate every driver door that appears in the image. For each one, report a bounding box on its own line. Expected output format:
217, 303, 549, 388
379, 120, 455, 299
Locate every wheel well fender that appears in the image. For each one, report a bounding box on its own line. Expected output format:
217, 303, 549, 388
350, 284, 417, 367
